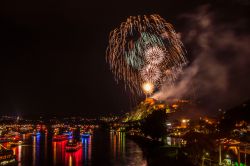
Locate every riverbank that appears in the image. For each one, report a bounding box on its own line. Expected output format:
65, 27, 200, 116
127, 134, 194, 166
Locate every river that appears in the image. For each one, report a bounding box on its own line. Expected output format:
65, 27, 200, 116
10, 130, 147, 166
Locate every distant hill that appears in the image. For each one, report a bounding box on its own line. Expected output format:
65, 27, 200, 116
222, 100, 250, 122
123, 98, 201, 122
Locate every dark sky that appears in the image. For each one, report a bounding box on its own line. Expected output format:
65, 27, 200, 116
0, 0, 249, 118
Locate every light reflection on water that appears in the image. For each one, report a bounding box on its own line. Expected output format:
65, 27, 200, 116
52, 139, 67, 165
33, 135, 41, 165
82, 136, 92, 165
10, 131, 147, 166
110, 131, 147, 166
64, 144, 83, 166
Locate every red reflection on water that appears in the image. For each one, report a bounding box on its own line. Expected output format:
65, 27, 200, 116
65, 148, 83, 166
53, 140, 84, 166
12, 145, 21, 163
52, 140, 67, 165
88, 137, 92, 161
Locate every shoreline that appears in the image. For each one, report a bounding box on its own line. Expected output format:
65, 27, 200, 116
126, 134, 194, 166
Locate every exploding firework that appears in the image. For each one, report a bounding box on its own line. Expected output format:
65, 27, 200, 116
140, 65, 161, 84
144, 46, 165, 65
106, 14, 187, 95
142, 82, 154, 94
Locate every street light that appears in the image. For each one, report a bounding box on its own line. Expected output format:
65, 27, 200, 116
202, 152, 212, 166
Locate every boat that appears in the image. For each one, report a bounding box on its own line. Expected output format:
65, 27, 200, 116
62, 131, 73, 136
4, 132, 21, 142
19, 126, 33, 134
62, 131, 73, 139
0, 137, 10, 144
81, 132, 91, 138
65, 140, 82, 152
52, 135, 68, 142
9, 140, 23, 147
0, 145, 17, 165
4, 132, 20, 138
80, 129, 92, 138
9, 135, 21, 142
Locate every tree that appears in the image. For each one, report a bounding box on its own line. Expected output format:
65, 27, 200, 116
183, 131, 216, 165
141, 109, 168, 140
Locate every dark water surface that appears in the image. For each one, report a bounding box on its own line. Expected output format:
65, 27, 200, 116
11, 130, 147, 166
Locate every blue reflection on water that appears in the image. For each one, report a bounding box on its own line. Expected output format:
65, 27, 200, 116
81, 136, 92, 165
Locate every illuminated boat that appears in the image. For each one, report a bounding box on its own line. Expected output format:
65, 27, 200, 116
9, 140, 23, 147
80, 128, 93, 138
0, 146, 17, 165
62, 131, 73, 137
65, 140, 82, 152
4, 131, 20, 138
52, 135, 68, 142
10, 135, 21, 142
62, 131, 73, 139
0, 137, 10, 143
81, 132, 91, 138
4, 132, 21, 142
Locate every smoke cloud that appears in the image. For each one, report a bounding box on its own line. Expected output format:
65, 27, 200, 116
153, 5, 250, 111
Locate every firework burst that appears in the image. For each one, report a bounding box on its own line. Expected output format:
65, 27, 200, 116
106, 14, 187, 95
140, 65, 161, 84
144, 46, 165, 65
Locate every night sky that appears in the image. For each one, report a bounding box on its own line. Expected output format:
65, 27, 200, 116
0, 0, 249, 118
